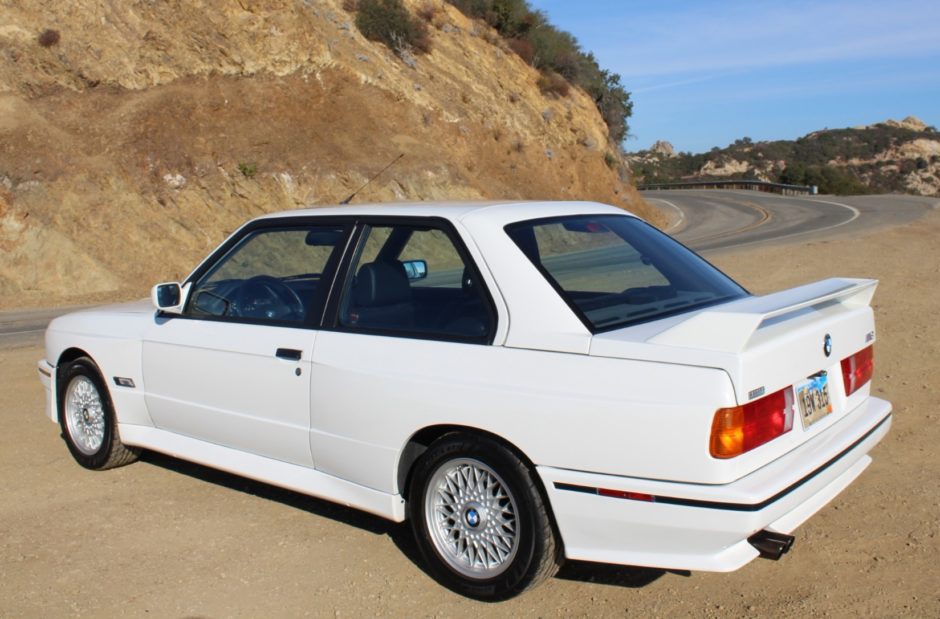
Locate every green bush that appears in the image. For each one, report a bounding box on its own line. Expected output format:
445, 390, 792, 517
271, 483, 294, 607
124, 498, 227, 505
779, 163, 869, 195
355, 0, 431, 54
238, 162, 258, 178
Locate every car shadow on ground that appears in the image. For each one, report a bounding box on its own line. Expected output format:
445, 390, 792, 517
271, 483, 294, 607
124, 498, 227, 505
140, 450, 668, 592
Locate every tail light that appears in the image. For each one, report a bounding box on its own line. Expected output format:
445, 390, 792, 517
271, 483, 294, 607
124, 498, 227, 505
841, 345, 874, 396
710, 388, 793, 458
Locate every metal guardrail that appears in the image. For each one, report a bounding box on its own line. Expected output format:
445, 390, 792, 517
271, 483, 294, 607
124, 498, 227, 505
638, 179, 817, 196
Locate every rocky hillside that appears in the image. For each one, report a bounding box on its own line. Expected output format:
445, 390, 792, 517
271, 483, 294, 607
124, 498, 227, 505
0, 0, 656, 309
629, 117, 940, 196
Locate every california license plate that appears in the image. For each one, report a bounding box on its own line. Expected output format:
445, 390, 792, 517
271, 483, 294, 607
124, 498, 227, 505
797, 373, 833, 429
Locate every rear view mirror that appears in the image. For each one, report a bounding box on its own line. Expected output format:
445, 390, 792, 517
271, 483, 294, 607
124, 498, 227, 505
305, 228, 344, 246
402, 259, 428, 280
151, 282, 187, 314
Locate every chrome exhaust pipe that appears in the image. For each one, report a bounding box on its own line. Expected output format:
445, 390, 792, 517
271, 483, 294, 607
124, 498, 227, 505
748, 530, 795, 560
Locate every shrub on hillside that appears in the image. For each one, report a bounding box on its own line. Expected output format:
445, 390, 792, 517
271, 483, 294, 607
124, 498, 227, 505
779, 163, 869, 195
537, 71, 569, 97
355, 0, 431, 55
38, 28, 60, 47
506, 37, 534, 64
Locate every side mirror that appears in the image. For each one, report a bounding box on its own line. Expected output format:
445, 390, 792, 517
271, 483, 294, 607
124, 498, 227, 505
151, 282, 187, 314
401, 259, 428, 281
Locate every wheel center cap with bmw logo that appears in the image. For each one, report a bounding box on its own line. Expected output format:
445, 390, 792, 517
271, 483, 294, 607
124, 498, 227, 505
465, 508, 480, 527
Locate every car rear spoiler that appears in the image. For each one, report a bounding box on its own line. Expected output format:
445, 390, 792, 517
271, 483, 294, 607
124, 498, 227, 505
648, 278, 878, 354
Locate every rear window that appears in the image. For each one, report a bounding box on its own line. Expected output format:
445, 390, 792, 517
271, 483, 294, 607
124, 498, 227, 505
505, 215, 748, 332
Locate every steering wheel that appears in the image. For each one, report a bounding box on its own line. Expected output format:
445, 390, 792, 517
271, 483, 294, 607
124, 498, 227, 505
231, 275, 305, 320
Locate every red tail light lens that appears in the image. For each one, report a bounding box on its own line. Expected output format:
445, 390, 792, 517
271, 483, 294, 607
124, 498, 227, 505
710, 388, 793, 458
841, 345, 874, 396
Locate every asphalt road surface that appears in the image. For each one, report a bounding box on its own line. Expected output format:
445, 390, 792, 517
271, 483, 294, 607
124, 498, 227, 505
1, 191, 935, 348
645, 189, 936, 253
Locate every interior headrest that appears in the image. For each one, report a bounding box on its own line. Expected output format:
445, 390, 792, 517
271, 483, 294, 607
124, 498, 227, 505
354, 261, 411, 307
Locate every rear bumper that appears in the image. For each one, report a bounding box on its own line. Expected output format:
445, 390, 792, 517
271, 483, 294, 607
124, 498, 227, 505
538, 396, 891, 572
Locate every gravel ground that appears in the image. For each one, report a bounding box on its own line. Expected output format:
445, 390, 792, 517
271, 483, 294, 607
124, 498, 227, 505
1, 211, 938, 618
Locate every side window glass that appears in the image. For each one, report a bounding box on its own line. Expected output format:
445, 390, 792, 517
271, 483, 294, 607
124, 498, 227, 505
187, 225, 346, 324
338, 224, 493, 341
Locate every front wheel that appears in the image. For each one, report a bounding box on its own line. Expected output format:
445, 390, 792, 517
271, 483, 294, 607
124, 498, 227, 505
58, 357, 140, 470
409, 434, 561, 600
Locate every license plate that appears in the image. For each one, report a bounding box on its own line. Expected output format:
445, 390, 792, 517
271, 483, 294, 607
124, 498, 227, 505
797, 373, 833, 429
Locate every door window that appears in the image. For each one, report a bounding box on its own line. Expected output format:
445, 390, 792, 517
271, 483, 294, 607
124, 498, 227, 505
337, 223, 494, 341
187, 225, 347, 325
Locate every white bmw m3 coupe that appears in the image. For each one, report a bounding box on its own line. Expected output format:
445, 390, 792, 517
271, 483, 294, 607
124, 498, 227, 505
38, 201, 891, 599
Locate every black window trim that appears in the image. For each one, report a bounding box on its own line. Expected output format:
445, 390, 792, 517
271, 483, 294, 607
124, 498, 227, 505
320, 216, 499, 345
504, 214, 750, 334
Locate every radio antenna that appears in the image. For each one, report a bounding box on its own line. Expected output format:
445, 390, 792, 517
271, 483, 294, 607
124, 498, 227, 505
340, 153, 405, 204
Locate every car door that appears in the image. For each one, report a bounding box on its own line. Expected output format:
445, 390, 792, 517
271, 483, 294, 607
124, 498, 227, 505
142, 222, 350, 467
309, 220, 500, 491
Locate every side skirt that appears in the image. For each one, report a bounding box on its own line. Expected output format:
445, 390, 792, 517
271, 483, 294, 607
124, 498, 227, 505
118, 424, 407, 522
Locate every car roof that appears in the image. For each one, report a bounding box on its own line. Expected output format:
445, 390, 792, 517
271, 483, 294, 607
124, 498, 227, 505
256, 200, 635, 225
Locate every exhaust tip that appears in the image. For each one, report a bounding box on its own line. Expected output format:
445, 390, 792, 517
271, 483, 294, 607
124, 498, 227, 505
748, 530, 795, 560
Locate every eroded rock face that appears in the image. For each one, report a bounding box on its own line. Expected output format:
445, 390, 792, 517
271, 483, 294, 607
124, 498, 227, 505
699, 158, 749, 177
0, 0, 657, 308
650, 140, 675, 157
882, 116, 929, 132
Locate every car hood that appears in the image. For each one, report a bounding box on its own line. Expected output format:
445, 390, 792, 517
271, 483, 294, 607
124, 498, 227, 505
47, 298, 154, 340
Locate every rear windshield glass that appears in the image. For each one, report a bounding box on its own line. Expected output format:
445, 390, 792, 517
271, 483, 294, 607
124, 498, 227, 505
505, 215, 748, 332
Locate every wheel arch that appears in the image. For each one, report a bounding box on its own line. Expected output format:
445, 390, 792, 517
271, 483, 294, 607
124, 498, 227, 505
397, 425, 561, 537
56, 347, 96, 383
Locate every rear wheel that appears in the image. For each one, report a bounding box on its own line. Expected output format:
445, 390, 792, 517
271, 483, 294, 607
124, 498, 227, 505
58, 357, 139, 470
409, 434, 561, 600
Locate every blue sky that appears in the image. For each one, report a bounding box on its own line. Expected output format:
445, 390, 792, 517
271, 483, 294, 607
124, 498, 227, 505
528, 0, 940, 153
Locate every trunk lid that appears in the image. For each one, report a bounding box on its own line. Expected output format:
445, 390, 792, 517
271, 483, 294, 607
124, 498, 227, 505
589, 278, 879, 482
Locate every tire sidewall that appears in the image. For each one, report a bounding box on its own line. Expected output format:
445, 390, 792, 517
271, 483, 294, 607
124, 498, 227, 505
58, 358, 116, 469
409, 434, 549, 600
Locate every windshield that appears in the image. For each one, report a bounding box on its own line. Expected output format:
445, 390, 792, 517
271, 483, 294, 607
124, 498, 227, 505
505, 215, 748, 332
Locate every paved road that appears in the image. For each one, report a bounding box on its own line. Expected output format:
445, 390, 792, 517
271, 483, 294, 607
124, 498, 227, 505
2, 191, 936, 349
645, 190, 937, 253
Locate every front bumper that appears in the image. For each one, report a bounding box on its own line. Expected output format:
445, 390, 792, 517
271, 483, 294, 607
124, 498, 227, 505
37, 359, 57, 423
538, 396, 891, 572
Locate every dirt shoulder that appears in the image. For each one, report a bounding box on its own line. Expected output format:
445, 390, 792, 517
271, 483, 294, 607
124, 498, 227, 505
1, 212, 938, 617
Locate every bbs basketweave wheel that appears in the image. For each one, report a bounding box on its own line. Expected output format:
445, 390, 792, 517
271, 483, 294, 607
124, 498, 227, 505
409, 433, 562, 600
58, 356, 139, 470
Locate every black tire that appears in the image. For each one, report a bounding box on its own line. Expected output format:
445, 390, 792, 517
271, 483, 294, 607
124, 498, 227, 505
57, 356, 140, 470
408, 433, 562, 600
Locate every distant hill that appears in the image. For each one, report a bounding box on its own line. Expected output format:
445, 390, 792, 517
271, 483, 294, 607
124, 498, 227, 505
629, 117, 940, 196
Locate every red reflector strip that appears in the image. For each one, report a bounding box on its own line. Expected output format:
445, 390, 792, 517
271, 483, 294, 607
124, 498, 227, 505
597, 488, 655, 502
551, 483, 657, 502
841, 345, 874, 396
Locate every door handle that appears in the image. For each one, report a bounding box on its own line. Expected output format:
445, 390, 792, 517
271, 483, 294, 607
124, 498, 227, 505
275, 348, 303, 361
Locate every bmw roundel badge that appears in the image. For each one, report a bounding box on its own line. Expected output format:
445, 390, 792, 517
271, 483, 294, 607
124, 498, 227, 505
823, 333, 833, 357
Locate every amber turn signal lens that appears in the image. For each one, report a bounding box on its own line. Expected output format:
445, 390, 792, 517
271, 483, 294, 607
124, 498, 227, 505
710, 388, 792, 458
